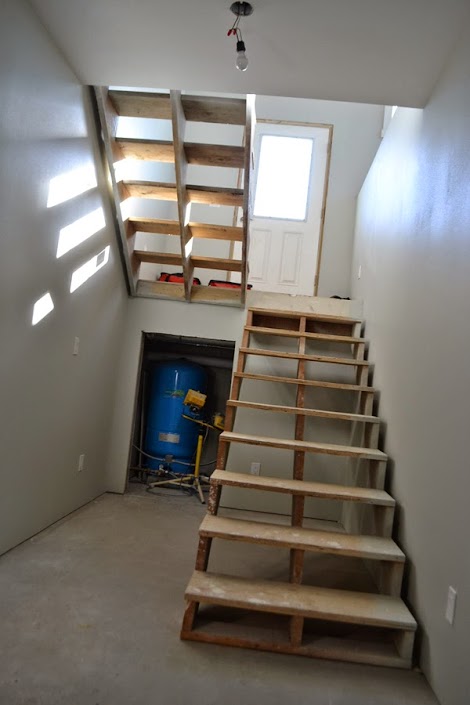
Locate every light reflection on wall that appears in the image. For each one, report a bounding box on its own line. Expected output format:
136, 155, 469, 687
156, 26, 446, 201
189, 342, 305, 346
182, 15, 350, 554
56, 207, 105, 258
70, 246, 110, 293
32, 292, 54, 325
47, 164, 97, 208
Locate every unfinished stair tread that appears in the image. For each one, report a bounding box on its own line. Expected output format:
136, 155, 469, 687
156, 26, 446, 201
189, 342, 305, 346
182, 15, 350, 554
116, 138, 245, 168
226, 400, 379, 423
136, 280, 242, 305
210, 470, 395, 506
235, 371, 375, 393
134, 251, 242, 272
191, 256, 242, 272
220, 432, 387, 461
239, 347, 369, 366
134, 250, 182, 266
128, 217, 243, 241
200, 515, 404, 562
123, 180, 244, 206
248, 307, 362, 325
186, 571, 416, 630
109, 90, 246, 124
136, 279, 186, 300
245, 326, 365, 344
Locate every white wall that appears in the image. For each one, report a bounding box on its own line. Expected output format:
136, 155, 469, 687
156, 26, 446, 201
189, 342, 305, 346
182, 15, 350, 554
0, 0, 127, 555
351, 24, 470, 705
256, 95, 383, 297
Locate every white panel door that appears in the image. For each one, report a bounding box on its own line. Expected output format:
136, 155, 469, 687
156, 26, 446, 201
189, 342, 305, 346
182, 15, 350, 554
245, 122, 329, 295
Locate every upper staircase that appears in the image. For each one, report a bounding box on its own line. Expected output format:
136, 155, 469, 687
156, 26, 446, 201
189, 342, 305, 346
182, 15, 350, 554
181, 306, 417, 668
94, 88, 255, 307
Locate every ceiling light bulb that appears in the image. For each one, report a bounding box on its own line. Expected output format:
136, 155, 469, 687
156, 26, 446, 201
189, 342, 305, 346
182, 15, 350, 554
236, 40, 248, 71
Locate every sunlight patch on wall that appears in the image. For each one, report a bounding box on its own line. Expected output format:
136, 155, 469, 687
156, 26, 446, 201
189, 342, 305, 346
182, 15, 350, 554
70, 246, 110, 293
32, 292, 54, 325
56, 207, 105, 258
47, 164, 97, 208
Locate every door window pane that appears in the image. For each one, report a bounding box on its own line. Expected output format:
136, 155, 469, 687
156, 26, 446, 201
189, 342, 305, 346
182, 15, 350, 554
253, 135, 313, 220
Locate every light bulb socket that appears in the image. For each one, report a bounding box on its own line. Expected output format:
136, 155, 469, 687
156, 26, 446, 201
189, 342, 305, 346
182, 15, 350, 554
236, 40, 246, 52
230, 2, 254, 17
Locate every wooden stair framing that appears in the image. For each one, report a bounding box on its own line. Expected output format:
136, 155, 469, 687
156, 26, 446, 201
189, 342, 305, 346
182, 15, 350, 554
181, 307, 417, 668
94, 88, 256, 306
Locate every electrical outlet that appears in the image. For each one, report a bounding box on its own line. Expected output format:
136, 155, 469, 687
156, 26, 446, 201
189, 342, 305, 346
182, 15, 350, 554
73, 337, 80, 356
250, 462, 261, 476
357, 264, 362, 279
446, 586, 457, 625
78, 454, 85, 472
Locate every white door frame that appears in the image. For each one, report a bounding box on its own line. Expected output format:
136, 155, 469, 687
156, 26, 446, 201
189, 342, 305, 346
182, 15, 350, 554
230, 119, 333, 296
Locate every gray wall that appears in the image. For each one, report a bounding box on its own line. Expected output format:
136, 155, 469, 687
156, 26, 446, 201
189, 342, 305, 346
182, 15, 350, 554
351, 24, 470, 705
0, 0, 127, 555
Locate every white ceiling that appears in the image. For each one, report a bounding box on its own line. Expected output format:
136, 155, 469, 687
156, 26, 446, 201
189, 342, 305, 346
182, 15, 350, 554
30, 0, 469, 107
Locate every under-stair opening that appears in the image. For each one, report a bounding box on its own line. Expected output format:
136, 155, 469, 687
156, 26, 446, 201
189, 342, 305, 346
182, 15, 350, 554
127, 332, 235, 501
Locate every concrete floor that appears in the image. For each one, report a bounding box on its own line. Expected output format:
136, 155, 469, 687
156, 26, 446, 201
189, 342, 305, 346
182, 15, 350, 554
0, 489, 439, 705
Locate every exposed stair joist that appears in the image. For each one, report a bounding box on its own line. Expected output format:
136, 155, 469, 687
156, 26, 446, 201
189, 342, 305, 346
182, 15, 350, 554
108, 90, 247, 125
181, 307, 417, 667
94, 88, 255, 306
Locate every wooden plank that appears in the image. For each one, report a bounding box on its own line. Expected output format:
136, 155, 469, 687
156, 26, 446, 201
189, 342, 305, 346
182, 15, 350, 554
239, 347, 369, 366
191, 256, 242, 272
199, 515, 405, 562
226, 400, 380, 424
134, 251, 241, 272
109, 90, 246, 125
245, 326, 364, 344
181, 627, 412, 669
134, 250, 182, 266
170, 90, 193, 301
109, 90, 172, 119
181, 95, 247, 125
115, 138, 175, 162
124, 181, 178, 200
186, 143, 244, 168
190, 224, 243, 241
136, 279, 185, 301
185, 572, 417, 630
249, 307, 362, 325
220, 432, 387, 461
128, 218, 243, 242
241, 95, 256, 304
116, 138, 244, 168
124, 181, 243, 206
129, 217, 181, 235
136, 280, 242, 307
290, 315, 306, 645
189, 285, 242, 307
93, 87, 137, 294
188, 185, 243, 207
235, 371, 375, 393
210, 470, 395, 506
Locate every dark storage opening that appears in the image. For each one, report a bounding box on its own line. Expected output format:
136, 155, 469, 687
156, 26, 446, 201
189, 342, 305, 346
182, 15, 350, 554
127, 332, 235, 499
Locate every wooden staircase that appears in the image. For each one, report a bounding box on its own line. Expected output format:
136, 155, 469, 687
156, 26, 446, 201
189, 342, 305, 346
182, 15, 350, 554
181, 306, 417, 668
93, 88, 255, 306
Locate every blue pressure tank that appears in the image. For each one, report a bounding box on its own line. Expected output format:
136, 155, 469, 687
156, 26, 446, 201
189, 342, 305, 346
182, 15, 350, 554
144, 360, 207, 473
